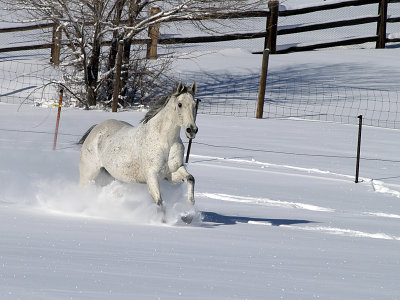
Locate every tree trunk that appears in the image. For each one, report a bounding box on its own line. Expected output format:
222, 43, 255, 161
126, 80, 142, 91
108, 0, 124, 69
86, 40, 101, 106
106, 0, 125, 102
85, 1, 104, 107
119, 0, 140, 105
87, 85, 97, 107
119, 39, 132, 105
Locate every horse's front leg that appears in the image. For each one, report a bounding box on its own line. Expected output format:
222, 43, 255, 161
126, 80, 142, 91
168, 166, 195, 205
147, 173, 166, 221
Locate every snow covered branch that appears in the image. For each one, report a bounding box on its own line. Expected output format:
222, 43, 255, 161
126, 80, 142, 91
3, 0, 265, 108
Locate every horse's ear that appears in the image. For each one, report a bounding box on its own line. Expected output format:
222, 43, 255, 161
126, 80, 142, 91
176, 81, 185, 94
190, 82, 197, 95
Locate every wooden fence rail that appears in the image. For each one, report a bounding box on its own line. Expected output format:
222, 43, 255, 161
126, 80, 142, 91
0, 0, 399, 60
279, 0, 379, 16
0, 23, 53, 33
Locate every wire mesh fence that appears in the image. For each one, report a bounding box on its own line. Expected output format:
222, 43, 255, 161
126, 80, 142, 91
181, 71, 400, 129
0, 55, 60, 105
179, 72, 260, 118
263, 74, 400, 128
1, 54, 400, 129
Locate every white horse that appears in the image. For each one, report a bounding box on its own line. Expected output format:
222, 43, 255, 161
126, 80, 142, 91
78, 82, 198, 222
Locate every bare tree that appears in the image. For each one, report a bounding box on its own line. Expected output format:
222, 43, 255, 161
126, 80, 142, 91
2, 0, 265, 108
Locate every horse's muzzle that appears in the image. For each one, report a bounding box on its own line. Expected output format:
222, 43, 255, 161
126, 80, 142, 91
186, 125, 198, 139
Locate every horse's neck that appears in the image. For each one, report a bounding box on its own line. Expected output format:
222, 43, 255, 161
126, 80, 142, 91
144, 109, 180, 146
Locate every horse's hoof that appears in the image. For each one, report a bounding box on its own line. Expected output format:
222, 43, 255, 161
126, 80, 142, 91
157, 205, 167, 223
181, 211, 194, 224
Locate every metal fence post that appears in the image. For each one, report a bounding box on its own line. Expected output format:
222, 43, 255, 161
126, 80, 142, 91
256, 49, 270, 119
53, 89, 64, 150
355, 115, 363, 183
185, 98, 200, 163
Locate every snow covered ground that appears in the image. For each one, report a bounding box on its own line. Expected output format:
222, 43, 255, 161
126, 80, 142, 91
1, 1, 400, 298
1, 47, 400, 299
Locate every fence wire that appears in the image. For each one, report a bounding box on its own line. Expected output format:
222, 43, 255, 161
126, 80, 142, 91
0, 55, 60, 105
1, 56, 400, 130
180, 73, 259, 118
180, 71, 400, 129
263, 74, 400, 128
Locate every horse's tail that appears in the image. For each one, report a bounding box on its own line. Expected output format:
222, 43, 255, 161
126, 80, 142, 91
77, 124, 97, 145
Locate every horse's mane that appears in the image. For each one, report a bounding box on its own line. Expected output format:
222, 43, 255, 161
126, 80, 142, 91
141, 85, 189, 124
141, 95, 170, 124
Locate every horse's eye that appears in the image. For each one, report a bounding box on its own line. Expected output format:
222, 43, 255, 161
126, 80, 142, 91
178, 103, 182, 108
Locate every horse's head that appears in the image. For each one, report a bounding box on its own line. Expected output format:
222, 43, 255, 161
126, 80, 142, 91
173, 82, 198, 139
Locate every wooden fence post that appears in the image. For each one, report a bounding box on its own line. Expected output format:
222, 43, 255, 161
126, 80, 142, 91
112, 41, 124, 112
146, 7, 161, 60
266, 0, 279, 54
256, 49, 270, 119
376, 0, 388, 49
51, 22, 62, 65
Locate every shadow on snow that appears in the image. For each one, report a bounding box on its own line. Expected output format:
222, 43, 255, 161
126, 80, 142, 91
200, 211, 315, 227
